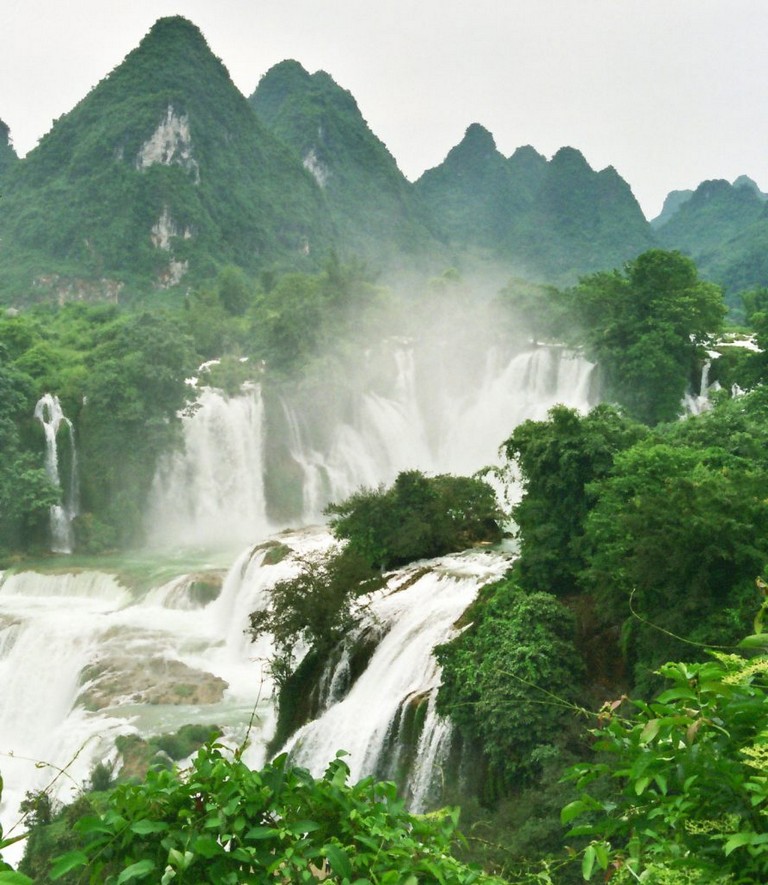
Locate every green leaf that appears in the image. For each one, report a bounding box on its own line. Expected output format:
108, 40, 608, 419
0, 872, 35, 884
74, 815, 114, 835
324, 843, 353, 879
192, 835, 222, 858
724, 832, 756, 856
285, 819, 322, 835
130, 819, 169, 835
0, 835, 26, 852
49, 851, 89, 880
634, 776, 651, 796
116, 859, 157, 883
582, 844, 596, 880
738, 635, 768, 650
561, 800, 587, 825
245, 826, 279, 840
639, 718, 661, 745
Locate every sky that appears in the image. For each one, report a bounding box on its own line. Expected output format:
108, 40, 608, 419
2, 0, 767, 219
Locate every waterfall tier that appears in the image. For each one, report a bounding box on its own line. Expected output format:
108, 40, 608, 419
147, 343, 595, 548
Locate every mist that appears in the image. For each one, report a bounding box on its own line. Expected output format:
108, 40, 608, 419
146, 271, 598, 550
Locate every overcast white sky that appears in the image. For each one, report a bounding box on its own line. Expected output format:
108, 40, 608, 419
2, 0, 766, 218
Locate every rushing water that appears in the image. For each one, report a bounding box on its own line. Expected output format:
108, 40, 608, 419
3, 340, 596, 858
147, 343, 595, 545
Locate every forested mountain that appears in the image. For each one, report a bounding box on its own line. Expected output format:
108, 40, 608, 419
651, 187, 695, 228
0, 17, 333, 304
1, 14, 767, 308
416, 130, 655, 281
0, 120, 18, 179
250, 60, 440, 267
654, 177, 768, 304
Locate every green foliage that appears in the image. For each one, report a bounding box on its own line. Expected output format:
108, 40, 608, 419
503, 404, 645, 596
253, 257, 383, 377
436, 578, 585, 788
567, 249, 725, 424
0, 353, 58, 554
563, 641, 768, 883
77, 310, 195, 545
326, 470, 503, 571
582, 392, 768, 688
248, 546, 382, 682
41, 745, 500, 884
0, 776, 34, 883
656, 178, 768, 309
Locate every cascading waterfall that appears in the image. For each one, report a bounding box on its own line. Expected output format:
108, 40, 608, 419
3, 337, 598, 856
147, 342, 595, 542
0, 536, 327, 861
34, 393, 79, 554
279, 548, 512, 811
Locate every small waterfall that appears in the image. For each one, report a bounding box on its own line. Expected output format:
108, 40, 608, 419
684, 355, 722, 416
34, 394, 79, 553
279, 548, 512, 808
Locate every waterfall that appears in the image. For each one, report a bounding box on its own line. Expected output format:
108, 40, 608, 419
2, 335, 599, 856
279, 547, 512, 810
684, 354, 722, 416
34, 394, 79, 554
146, 384, 270, 549
148, 342, 595, 542
0, 537, 323, 859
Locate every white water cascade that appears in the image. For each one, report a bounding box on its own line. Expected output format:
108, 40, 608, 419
3, 336, 597, 861
147, 384, 269, 549
280, 547, 512, 811
147, 342, 595, 543
34, 394, 79, 554
0, 533, 330, 859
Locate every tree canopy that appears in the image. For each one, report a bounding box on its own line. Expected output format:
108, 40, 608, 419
567, 249, 725, 424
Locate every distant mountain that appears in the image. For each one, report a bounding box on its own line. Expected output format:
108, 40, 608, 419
523, 147, 654, 278
416, 130, 654, 282
650, 189, 694, 229
2, 14, 768, 307
414, 124, 532, 258
733, 175, 768, 201
249, 60, 439, 267
654, 178, 768, 300
0, 17, 332, 302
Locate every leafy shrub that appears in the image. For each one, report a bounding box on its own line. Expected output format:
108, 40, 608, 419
248, 545, 381, 684
563, 634, 768, 883
326, 470, 504, 571
436, 578, 585, 790
46, 745, 502, 884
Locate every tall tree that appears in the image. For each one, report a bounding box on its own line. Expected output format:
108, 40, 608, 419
569, 249, 725, 424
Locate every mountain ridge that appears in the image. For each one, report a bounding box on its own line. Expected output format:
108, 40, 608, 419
0, 15, 765, 306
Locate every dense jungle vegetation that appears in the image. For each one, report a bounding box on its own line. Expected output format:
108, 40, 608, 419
6, 244, 768, 883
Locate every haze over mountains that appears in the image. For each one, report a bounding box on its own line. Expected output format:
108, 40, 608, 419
0, 15, 765, 308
